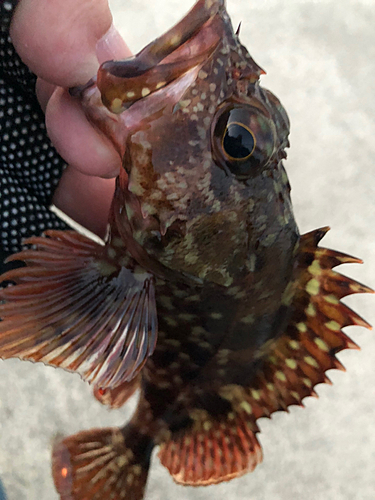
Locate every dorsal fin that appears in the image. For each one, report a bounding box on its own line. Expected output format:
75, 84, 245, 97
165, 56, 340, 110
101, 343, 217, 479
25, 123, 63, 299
215, 228, 372, 421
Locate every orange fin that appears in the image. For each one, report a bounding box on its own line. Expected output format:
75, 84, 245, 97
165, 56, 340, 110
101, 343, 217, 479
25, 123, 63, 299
0, 230, 157, 387
216, 228, 373, 423
52, 426, 152, 500
93, 374, 141, 409
159, 411, 262, 486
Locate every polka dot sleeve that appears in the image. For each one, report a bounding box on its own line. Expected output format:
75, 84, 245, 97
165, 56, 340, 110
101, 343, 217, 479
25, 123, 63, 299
0, 0, 68, 271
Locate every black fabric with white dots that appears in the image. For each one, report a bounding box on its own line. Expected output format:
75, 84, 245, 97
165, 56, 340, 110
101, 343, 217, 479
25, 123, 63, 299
0, 0, 68, 273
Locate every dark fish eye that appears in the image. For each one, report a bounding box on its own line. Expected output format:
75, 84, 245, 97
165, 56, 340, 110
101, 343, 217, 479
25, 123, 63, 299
222, 122, 256, 161
212, 103, 277, 179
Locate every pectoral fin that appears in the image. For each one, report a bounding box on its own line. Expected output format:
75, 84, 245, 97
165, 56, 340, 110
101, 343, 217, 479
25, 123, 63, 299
0, 230, 157, 388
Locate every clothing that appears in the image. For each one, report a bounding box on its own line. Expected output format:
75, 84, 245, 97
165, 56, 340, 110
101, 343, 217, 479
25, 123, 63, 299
0, 0, 68, 273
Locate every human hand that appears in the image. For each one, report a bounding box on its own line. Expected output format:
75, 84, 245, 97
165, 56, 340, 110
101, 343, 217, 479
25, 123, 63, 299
10, 0, 132, 237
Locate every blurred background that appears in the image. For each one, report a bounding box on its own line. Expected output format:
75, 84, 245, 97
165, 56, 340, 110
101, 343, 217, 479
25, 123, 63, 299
0, 0, 374, 499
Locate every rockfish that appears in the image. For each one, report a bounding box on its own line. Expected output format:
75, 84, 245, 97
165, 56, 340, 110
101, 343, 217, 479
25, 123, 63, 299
0, 1, 372, 499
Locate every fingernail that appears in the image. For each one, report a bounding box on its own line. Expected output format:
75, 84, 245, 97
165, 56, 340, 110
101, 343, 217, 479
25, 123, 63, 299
96, 24, 132, 64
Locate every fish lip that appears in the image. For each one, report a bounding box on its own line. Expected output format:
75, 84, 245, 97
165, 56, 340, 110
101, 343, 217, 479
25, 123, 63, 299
92, 1, 226, 113
101, 0, 226, 77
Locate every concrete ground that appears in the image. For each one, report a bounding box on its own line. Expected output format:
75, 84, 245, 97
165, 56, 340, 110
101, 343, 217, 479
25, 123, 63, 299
0, 1, 374, 499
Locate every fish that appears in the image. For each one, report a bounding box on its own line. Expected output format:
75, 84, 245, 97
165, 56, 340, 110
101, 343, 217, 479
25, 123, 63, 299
0, 1, 372, 499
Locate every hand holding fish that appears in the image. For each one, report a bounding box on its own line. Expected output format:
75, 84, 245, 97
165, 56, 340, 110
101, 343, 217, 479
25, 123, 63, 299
10, 0, 131, 237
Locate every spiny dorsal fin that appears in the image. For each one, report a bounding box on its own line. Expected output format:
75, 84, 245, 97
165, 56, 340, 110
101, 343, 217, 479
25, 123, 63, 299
0, 230, 158, 388
213, 228, 373, 421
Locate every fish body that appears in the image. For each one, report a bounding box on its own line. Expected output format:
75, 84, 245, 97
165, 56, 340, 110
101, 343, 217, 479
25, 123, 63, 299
0, 1, 372, 499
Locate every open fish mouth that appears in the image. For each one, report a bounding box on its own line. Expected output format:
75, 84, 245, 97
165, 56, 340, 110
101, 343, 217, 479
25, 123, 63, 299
71, 0, 226, 115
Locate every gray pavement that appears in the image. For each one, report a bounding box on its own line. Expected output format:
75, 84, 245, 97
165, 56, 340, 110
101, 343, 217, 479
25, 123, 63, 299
0, 1, 374, 499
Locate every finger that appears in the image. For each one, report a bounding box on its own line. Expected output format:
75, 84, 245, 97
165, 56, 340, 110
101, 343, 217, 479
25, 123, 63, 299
53, 167, 116, 237
45, 87, 122, 178
10, 0, 131, 87
35, 79, 56, 112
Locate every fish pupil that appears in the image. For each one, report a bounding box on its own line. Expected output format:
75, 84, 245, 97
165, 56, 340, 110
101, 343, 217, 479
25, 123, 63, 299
223, 123, 255, 160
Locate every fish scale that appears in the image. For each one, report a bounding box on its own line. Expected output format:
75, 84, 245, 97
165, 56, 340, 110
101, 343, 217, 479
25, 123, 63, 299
0, 1, 372, 499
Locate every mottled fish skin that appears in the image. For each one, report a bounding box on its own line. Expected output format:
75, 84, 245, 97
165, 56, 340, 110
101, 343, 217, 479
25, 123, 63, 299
0, 1, 372, 499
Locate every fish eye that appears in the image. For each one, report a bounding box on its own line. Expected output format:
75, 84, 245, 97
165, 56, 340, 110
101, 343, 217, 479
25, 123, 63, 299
222, 122, 256, 161
212, 103, 277, 179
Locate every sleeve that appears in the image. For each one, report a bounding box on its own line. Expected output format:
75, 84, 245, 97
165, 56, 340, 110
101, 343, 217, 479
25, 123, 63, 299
0, 0, 68, 272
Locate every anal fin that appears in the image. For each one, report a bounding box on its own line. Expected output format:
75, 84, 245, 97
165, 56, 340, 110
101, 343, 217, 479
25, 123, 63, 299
0, 230, 157, 388
159, 411, 262, 486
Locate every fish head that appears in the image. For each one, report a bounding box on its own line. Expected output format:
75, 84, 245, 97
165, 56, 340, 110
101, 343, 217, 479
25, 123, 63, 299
77, 0, 296, 287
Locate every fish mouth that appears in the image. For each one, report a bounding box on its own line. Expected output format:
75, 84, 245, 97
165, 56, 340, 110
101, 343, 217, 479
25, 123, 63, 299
71, 0, 226, 114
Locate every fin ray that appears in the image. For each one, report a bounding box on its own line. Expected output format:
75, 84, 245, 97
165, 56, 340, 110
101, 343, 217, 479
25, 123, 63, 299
159, 411, 262, 486
213, 228, 373, 428
52, 427, 152, 500
0, 230, 158, 387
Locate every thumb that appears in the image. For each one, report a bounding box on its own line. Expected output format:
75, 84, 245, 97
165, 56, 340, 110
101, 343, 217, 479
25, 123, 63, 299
10, 0, 130, 87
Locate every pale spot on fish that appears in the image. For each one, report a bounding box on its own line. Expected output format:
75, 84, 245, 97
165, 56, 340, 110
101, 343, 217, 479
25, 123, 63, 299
289, 339, 299, 350
158, 295, 174, 311
325, 320, 340, 331
324, 294, 339, 305
296, 322, 307, 333
275, 371, 287, 382
198, 69, 208, 79
203, 421, 212, 431
185, 294, 200, 302
306, 303, 316, 316
241, 314, 255, 325
303, 378, 313, 388
133, 465, 142, 476
240, 401, 252, 414
314, 338, 330, 351
251, 389, 261, 400
164, 317, 178, 327
107, 247, 116, 259
304, 356, 319, 368
306, 278, 320, 296
178, 313, 196, 321
285, 358, 297, 370
110, 98, 123, 113
165, 338, 180, 347
179, 99, 191, 108
308, 260, 321, 276
141, 88, 151, 97
212, 199, 221, 212
170, 34, 181, 46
